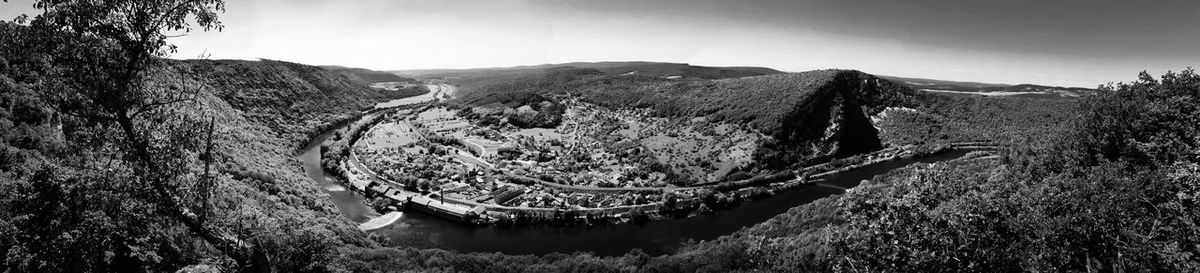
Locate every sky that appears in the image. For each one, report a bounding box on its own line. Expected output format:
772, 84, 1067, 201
2, 0, 1198, 87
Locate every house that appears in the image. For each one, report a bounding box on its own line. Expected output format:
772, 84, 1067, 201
491, 185, 526, 204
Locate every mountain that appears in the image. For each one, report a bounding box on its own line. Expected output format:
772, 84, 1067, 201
395, 61, 783, 80
452, 67, 917, 168
0, 55, 435, 270
880, 75, 1099, 99
183, 60, 425, 145
321, 65, 420, 85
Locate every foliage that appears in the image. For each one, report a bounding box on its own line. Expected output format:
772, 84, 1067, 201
829, 69, 1200, 272
322, 66, 420, 85
1, 0, 253, 270
1070, 70, 1200, 168
4, 1, 1198, 270
878, 92, 1079, 148
0, 5, 418, 270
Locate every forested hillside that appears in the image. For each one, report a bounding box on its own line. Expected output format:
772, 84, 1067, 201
453, 68, 918, 168
0, 18, 425, 270
174, 60, 426, 147
322, 65, 420, 85
2, 2, 1198, 271
340, 69, 1200, 273
876, 92, 1079, 148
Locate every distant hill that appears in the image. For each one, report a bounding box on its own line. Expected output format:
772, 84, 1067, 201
395, 61, 783, 80
879, 75, 1010, 90
321, 65, 420, 85
180, 60, 426, 145
881, 75, 1098, 99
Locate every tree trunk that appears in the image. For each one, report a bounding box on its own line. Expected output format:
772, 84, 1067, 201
115, 114, 270, 272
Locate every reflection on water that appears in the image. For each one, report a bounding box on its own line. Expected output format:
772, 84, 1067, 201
301, 130, 377, 223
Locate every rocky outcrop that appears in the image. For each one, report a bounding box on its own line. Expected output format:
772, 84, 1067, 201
772, 71, 914, 161
696, 70, 916, 168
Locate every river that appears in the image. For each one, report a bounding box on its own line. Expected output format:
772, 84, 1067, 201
300, 83, 451, 222
301, 129, 377, 223
299, 85, 971, 256
373, 83, 455, 109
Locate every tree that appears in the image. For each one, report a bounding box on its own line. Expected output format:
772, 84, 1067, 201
829, 69, 1200, 272
12, 0, 272, 271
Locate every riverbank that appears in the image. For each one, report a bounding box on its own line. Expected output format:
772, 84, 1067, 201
299, 100, 995, 254
299, 84, 447, 223
370, 148, 985, 256
318, 103, 1001, 226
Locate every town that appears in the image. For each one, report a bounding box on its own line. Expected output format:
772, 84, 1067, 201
325, 96, 993, 225
341, 98, 765, 222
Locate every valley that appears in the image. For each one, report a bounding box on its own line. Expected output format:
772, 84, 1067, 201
5, 52, 1193, 271
4, 1, 1198, 271
296, 63, 1028, 251
302, 77, 998, 254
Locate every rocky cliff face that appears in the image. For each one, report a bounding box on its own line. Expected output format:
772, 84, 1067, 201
755, 70, 917, 167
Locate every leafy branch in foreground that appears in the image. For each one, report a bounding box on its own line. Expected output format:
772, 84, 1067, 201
12, 0, 274, 271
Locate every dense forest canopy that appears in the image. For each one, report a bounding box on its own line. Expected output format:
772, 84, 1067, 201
1, 0, 1198, 272
322, 66, 421, 86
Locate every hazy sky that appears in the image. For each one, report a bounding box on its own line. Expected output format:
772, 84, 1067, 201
3, 0, 1198, 87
